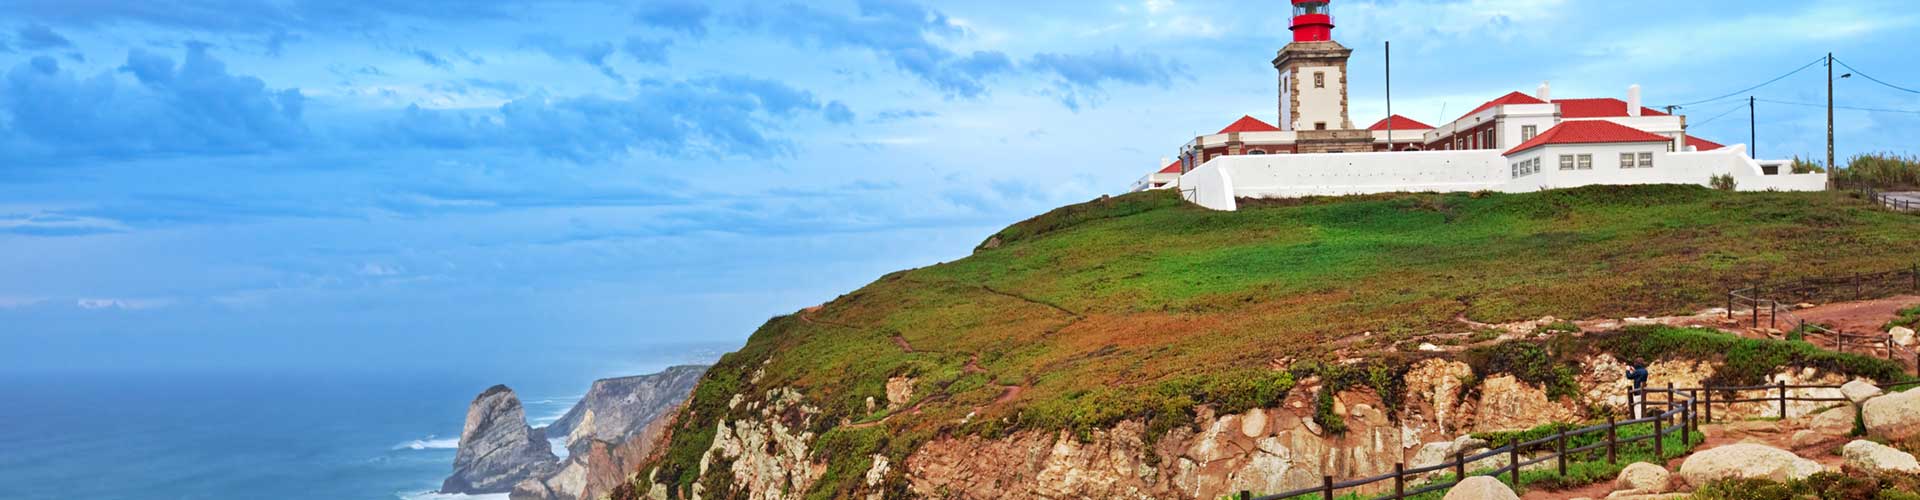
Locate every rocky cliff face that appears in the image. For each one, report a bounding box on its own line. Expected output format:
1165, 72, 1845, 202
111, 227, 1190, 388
626, 353, 1862, 500
547, 365, 709, 449
443, 385, 561, 494
505, 365, 709, 500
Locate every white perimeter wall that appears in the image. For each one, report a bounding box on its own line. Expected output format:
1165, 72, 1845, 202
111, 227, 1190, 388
1179, 144, 1825, 211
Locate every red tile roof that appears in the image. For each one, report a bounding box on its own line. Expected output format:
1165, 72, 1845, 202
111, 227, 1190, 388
1217, 115, 1279, 134
1503, 120, 1672, 156
1553, 98, 1669, 118
1685, 135, 1725, 151
1462, 91, 1547, 120
1158, 160, 1182, 174
1367, 114, 1433, 131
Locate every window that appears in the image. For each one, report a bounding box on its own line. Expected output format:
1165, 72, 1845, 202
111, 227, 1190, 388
1577, 154, 1593, 170
1621, 153, 1636, 168
1314, 72, 1325, 88
1249, 150, 1268, 155
1484, 129, 1495, 148
1532, 158, 1541, 174
1521, 125, 1537, 142
1315, 122, 1327, 130
1559, 155, 1575, 170
1638, 152, 1654, 168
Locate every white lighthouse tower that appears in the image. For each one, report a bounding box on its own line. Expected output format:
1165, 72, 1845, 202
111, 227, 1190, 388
1273, 0, 1369, 153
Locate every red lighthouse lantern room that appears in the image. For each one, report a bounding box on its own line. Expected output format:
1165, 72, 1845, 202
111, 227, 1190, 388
1290, 0, 1333, 42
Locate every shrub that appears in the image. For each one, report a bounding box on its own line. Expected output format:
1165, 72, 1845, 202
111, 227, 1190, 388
1594, 326, 1909, 386
1710, 173, 1738, 191
1464, 340, 1581, 401
1792, 155, 1827, 174
1834, 152, 1920, 189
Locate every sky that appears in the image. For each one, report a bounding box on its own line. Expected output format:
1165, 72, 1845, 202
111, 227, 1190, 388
1, 0, 1917, 376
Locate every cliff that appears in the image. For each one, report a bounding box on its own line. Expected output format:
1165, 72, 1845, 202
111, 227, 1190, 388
500, 365, 709, 500
607, 186, 1920, 499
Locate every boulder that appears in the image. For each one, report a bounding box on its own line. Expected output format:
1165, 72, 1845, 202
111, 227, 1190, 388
1841, 379, 1884, 405
1808, 406, 1856, 435
1863, 387, 1920, 441
1841, 440, 1920, 473
1613, 462, 1670, 493
1676, 443, 1823, 487
1789, 430, 1826, 449
1443, 476, 1519, 500
1892, 326, 1916, 347
442, 385, 560, 494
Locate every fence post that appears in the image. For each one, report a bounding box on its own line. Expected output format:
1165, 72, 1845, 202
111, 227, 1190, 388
1653, 410, 1664, 459
1606, 414, 1617, 465
1509, 443, 1520, 485
1556, 429, 1568, 476
1394, 462, 1405, 499
1770, 301, 1777, 329
1778, 380, 1789, 419
1910, 263, 1917, 292
1454, 451, 1466, 484
1322, 475, 1333, 500
1752, 297, 1760, 327
1239, 491, 1251, 500
1726, 292, 1733, 319
1703, 388, 1712, 423
1682, 397, 1692, 445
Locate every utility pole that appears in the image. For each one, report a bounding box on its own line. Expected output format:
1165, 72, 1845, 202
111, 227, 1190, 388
1385, 40, 1392, 151
1749, 96, 1756, 158
1828, 52, 1836, 172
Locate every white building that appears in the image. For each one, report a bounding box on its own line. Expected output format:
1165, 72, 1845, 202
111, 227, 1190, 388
1140, 0, 1826, 209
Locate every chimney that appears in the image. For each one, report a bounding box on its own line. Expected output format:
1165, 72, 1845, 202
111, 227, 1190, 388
1627, 84, 1642, 117
1537, 81, 1551, 101
1160, 157, 1170, 169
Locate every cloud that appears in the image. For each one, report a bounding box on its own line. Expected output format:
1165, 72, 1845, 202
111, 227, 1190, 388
522, 35, 622, 83
634, 0, 712, 37
740, 1, 1014, 98
0, 46, 307, 161
871, 109, 936, 123
1026, 47, 1185, 110
382, 75, 850, 161
0, 0, 549, 33
823, 101, 855, 124
623, 37, 671, 65
76, 297, 176, 311
412, 48, 452, 69
16, 24, 72, 50
0, 211, 129, 236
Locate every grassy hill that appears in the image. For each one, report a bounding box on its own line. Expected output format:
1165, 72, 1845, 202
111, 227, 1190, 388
628, 185, 1920, 498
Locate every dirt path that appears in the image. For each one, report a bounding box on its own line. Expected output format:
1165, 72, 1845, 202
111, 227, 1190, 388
1791, 295, 1920, 335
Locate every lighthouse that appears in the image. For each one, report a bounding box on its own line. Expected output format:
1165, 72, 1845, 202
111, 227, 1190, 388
1289, 0, 1334, 42
1274, 0, 1369, 152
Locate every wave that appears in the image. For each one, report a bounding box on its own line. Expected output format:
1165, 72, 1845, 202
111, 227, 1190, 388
394, 435, 460, 451
398, 491, 509, 500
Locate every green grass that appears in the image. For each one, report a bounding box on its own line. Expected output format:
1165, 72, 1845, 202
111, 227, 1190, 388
619, 185, 1920, 499
1887, 305, 1920, 332
1692, 470, 1920, 500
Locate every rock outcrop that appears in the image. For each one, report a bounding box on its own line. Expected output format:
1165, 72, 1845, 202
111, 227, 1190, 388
1863, 386, 1920, 441
1841, 440, 1920, 473
511, 365, 708, 500
546, 365, 708, 448
1676, 443, 1822, 487
1841, 379, 1883, 405
443, 385, 560, 494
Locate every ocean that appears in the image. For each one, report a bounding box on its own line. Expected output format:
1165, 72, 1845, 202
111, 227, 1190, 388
0, 369, 593, 500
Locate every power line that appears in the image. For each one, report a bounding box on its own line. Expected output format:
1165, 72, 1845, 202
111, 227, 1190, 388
1664, 55, 1827, 108
1832, 57, 1920, 94
1688, 101, 1749, 127
1753, 97, 1920, 115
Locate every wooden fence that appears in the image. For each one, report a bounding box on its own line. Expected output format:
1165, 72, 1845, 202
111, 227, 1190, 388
1236, 379, 1920, 500
1727, 266, 1920, 368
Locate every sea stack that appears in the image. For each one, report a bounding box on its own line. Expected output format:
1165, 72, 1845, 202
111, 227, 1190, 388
441, 385, 559, 494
